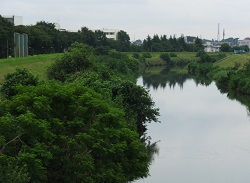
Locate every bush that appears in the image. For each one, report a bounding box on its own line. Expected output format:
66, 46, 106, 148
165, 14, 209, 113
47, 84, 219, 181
169, 53, 177, 57
160, 53, 170, 62
196, 50, 206, 57
132, 52, 140, 59
142, 52, 152, 58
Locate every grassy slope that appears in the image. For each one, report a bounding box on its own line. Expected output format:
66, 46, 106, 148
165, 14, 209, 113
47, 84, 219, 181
0, 54, 59, 83
214, 52, 250, 69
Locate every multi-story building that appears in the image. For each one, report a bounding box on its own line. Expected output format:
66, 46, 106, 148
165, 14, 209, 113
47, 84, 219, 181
3, 15, 23, 26
238, 37, 250, 48
95, 29, 120, 40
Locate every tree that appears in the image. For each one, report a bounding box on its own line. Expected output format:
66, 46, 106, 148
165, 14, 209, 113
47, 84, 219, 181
0, 82, 151, 182
0, 15, 14, 58
47, 42, 94, 81
111, 81, 159, 136
0, 68, 38, 98
117, 30, 131, 51
80, 27, 96, 47
220, 43, 231, 52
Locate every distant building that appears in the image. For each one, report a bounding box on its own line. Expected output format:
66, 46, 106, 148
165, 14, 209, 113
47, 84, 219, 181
238, 37, 250, 48
95, 29, 120, 40
204, 44, 221, 52
3, 15, 23, 26
221, 37, 239, 47
184, 36, 196, 44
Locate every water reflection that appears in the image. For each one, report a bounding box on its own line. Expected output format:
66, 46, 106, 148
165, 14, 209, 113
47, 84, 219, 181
136, 67, 250, 183
142, 66, 190, 90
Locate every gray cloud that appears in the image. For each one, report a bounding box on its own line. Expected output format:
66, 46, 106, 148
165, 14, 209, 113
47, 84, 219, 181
1, 0, 250, 40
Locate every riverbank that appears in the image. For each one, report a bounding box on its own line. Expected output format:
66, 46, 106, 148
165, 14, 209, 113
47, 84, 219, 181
0, 52, 249, 83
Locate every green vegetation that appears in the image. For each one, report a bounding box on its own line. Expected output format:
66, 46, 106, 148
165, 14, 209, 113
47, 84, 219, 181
188, 50, 250, 96
214, 53, 250, 69
0, 43, 159, 182
0, 54, 58, 82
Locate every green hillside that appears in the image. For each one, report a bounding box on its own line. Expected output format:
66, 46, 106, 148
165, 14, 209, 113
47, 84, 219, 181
214, 52, 250, 68
0, 54, 59, 83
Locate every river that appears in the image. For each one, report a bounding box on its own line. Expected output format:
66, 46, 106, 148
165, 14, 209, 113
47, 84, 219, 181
135, 68, 250, 183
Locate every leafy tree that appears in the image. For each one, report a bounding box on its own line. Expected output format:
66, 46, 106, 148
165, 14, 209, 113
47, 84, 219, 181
0, 15, 14, 58
94, 30, 108, 47
220, 43, 231, 52
111, 81, 159, 136
47, 42, 94, 81
117, 30, 131, 51
80, 27, 96, 47
0, 82, 151, 182
0, 68, 38, 98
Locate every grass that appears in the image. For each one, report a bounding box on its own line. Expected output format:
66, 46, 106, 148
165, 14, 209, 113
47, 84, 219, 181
0, 54, 59, 83
214, 52, 250, 69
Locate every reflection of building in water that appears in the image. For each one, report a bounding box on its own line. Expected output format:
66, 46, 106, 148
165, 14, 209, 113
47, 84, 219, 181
3, 15, 23, 26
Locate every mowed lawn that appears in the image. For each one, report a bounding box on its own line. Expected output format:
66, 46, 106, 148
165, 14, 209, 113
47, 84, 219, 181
0, 54, 59, 83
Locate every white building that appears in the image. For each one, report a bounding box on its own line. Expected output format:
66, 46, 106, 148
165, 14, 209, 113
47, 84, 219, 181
3, 15, 23, 26
238, 37, 250, 48
204, 44, 221, 52
95, 29, 120, 40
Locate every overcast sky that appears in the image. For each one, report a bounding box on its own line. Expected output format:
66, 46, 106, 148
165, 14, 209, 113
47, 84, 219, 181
1, 0, 250, 41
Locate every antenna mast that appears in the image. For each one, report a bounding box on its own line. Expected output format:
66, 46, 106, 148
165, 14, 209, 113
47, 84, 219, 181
223, 29, 225, 40
217, 23, 220, 42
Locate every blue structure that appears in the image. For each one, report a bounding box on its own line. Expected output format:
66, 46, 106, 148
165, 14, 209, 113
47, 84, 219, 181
234, 50, 245, 54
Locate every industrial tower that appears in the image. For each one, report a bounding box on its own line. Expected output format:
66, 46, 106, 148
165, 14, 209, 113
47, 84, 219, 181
217, 23, 220, 42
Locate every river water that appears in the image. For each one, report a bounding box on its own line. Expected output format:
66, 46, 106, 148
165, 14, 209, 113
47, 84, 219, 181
135, 69, 250, 183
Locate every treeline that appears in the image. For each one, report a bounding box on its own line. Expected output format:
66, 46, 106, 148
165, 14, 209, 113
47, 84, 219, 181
0, 15, 204, 58
142, 35, 203, 52
0, 43, 160, 182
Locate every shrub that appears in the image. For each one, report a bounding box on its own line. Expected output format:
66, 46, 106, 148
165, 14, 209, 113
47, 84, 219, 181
132, 52, 140, 59
169, 53, 177, 57
142, 52, 152, 58
160, 53, 170, 62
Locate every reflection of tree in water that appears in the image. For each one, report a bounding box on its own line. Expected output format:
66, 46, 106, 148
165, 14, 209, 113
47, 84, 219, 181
142, 67, 191, 90
227, 91, 250, 116
141, 135, 160, 163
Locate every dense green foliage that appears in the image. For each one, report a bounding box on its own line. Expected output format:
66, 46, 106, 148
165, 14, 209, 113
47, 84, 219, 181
0, 16, 14, 58
0, 68, 39, 98
142, 35, 203, 52
0, 43, 159, 182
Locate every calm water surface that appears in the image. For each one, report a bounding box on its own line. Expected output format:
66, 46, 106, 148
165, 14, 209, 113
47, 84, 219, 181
135, 75, 250, 183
